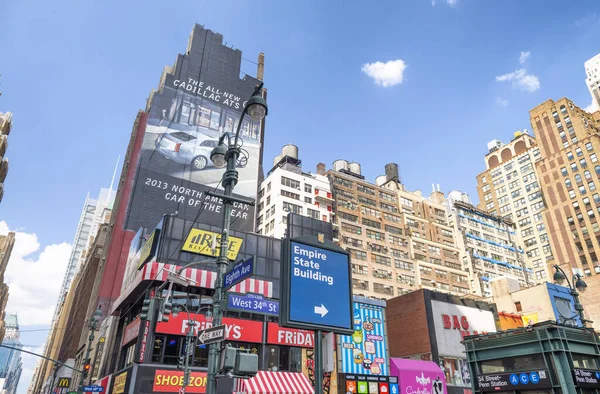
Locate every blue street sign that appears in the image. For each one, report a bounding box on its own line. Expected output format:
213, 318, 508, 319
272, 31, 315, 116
529, 371, 540, 384
281, 239, 352, 333
224, 257, 254, 289
83, 386, 104, 392
509, 374, 519, 385
519, 373, 529, 385
227, 293, 279, 316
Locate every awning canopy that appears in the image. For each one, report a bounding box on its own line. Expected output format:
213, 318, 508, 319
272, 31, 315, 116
234, 371, 315, 394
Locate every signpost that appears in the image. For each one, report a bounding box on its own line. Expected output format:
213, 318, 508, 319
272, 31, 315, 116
572, 368, 600, 389
227, 293, 278, 316
280, 235, 353, 394
198, 325, 226, 345
224, 257, 255, 289
83, 385, 104, 392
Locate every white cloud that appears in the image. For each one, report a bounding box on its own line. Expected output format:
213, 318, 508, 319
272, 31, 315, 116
431, 0, 436, 6
585, 100, 599, 113
0, 221, 71, 326
447, 0, 457, 5
496, 97, 509, 107
361, 59, 407, 87
495, 68, 540, 92
575, 13, 597, 27
519, 51, 531, 64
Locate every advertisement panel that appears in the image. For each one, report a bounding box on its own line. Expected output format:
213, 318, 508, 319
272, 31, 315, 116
121, 316, 141, 346
340, 302, 388, 376
155, 312, 263, 343
390, 358, 447, 394
477, 370, 551, 392
181, 228, 243, 259
125, 31, 264, 233
153, 369, 207, 393
111, 371, 128, 394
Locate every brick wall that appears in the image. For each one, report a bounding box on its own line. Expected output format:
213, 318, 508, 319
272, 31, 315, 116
580, 275, 600, 331
385, 290, 431, 357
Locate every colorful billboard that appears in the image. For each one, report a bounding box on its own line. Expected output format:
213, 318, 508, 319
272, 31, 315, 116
390, 358, 447, 394
125, 27, 264, 233
340, 302, 388, 375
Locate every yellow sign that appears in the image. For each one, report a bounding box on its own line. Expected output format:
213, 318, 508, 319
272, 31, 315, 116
138, 230, 158, 269
99, 337, 105, 343
57, 378, 71, 388
521, 312, 539, 326
182, 229, 243, 260
112, 371, 128, 394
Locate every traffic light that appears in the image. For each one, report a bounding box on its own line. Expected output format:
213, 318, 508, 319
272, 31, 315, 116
177, 355, 186, 370
82, 359, 91, 380
141, 298, 154, 320
161, 302, 172, 322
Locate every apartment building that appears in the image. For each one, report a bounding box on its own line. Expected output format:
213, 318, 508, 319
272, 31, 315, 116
529, 98, 600, 278
475, 132, 551, 281
0, 112, 12, 203
328, 161, 470, 300
585, 53, 600, 111
0, 232, 15, 343
445, 191, 532, 297
256, 145, 333, 238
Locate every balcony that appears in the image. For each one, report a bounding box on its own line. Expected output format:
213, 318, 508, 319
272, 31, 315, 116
315, 188, 334, 202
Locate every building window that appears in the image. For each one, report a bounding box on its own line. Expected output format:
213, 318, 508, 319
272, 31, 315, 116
267, 182, 271, 192
283, 202, 302, 215
515, 301, 522, 312
362, 218, 381, 229
580, 158, 588, 168
586, 142, 594, 152
567, 151, 574, 161
589, 181, 597, 191
307, 208, 319, 219
304, 197, 312, 204
585, 170, 592, 180
281, 176, 300, 190
304, 184, 312, 193
591, 154, 598, 163
281, 190, 300, 200
571, 163, 578, 172
576, 147, 583, 157
575, 174, 583, 184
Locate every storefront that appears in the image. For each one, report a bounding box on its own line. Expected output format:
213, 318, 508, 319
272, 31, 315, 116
390, 358, 447, 394
386, 289, 497, 394
464, 322, 600, 393
338, 297, 391, 394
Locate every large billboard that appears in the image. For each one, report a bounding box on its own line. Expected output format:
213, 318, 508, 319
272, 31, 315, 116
339, 302, 388, 376
126, 26, 264, 233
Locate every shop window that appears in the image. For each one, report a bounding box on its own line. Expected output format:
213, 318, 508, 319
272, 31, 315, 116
514, 301, 522, 312
480, 354, 546, 374
265, 345, 302, 372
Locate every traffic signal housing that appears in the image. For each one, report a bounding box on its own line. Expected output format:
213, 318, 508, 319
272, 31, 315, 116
177, 355, 186, 370
141, 298, 154, 321
161, 302, 172, 322
82, 359, 91, 379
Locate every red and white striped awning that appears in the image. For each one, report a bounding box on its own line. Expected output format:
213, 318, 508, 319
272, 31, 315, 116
112, 262, 273, 314
234, 371, 315, 394
142, 263, 273, 297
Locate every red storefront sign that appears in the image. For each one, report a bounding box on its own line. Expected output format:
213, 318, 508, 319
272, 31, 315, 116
122, 316, 141, 346
267, 322, 314, 348
441, 313, 488, 338
153, 369, 207, 393
139, 319, 151, 362
155, 313, 263, 343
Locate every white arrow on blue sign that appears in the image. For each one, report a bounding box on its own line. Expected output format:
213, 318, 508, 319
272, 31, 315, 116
224, 257, 254, 289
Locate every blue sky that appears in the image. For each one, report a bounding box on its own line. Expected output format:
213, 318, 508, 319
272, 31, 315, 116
1, 0, 599, 392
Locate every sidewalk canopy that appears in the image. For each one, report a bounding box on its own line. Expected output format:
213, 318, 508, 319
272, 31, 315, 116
234, 371, 315, 394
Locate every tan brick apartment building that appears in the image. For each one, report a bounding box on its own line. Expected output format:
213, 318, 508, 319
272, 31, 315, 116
327, 161, 470, 300
529, 98, 600, 279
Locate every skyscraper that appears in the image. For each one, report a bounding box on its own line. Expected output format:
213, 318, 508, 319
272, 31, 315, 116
475, 132, 552, 281
0, 232, 15, 343
529, 98, 600, 278
585, 53, 600, 111
0, 312, 22, 394
51, 187, 114, 325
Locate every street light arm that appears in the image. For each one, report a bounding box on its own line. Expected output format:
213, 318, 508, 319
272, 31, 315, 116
554, 265, 574, 290
233, 82, 263, 148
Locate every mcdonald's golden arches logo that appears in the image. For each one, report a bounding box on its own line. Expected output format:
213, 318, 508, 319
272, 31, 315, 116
57, 377, 71, 388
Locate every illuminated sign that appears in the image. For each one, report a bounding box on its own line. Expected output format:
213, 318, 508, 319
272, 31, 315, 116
57, 378, 71, 388
182, 229, 242, 260
266, 323, 314, 348
153, 370, 207, 393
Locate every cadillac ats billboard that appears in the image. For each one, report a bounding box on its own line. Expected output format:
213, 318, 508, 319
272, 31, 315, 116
126, 26, 264, 233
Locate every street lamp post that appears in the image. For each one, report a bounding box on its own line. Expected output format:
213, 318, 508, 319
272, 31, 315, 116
170, 304, 213, 394
552, 265, 589, 325
205, 82, 268, 394
79, 308, 102, 392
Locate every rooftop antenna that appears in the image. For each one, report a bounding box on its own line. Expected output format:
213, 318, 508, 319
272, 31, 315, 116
108, 155, 120, 202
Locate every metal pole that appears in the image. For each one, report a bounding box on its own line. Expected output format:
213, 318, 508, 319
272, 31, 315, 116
49, 364, 58, 394
182, 320, 194, 394
206, 112, 246, 394
314, 330, 323, 394
80, 321, 96, 391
